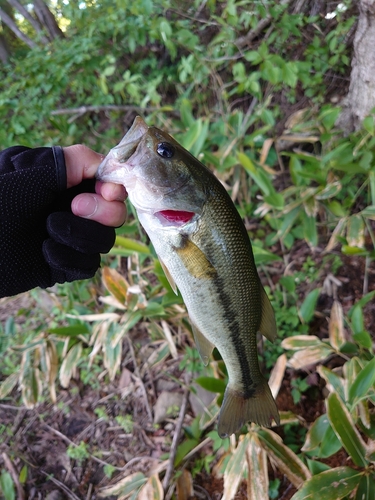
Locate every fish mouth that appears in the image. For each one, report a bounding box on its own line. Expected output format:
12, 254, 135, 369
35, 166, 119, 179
96, 116, 148, 182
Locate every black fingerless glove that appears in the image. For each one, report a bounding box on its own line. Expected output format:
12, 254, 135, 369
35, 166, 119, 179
0, 146, 116, 298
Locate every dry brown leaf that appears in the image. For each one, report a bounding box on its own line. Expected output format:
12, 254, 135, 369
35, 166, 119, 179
176, 470, 194, 500
329, 300, 346, 350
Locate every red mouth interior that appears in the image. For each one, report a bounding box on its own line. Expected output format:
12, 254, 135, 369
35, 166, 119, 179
158, 210, 195, 224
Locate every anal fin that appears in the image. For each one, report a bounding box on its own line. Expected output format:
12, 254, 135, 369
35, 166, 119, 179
259, 285, 277, 342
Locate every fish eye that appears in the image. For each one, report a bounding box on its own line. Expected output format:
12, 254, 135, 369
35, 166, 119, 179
156, 142, 175, 159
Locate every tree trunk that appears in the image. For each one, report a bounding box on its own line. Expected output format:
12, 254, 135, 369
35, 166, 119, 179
6, 0, 49, 44
0, 7, 37, 49
336, 0, 375, 133
32, 0, 64, 41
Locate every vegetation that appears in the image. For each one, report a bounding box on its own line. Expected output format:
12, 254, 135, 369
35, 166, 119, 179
1, 1, 375, 499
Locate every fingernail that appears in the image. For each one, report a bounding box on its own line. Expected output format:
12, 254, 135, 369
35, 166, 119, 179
75, 195, 99, 218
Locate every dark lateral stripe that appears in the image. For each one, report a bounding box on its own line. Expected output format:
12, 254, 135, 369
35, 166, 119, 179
213, 274, 256, 399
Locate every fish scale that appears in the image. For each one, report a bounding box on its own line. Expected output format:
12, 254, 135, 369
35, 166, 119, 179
97, 116, 280, 437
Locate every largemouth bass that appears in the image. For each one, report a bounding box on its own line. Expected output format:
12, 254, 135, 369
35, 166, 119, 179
97, 116, 280, 437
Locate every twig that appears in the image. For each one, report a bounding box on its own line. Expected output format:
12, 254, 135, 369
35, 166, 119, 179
40, 470, 81, 500
363, 255, 370, 295
85, 482, 93, 500
0, 403, 26, 410
127, 337, 153, 421
235, 0, 293, 48
50, 105, 179, 116
194, 484, 213, 500
2, 452, 25, 500
162, 380, 191, 493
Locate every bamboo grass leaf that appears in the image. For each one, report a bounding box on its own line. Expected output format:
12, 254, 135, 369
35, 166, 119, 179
98, 472, 147, 497
59, 343, 82, 389
258, 428, 311, 488
327, 392, 367, 467
247, 433, 269, 500
290, 467, 362, 500
348, 357, 375, 406
138, 474, 164, 500
222, 434, 250, 500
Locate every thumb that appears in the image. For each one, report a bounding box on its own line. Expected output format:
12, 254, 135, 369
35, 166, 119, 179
63, 144, 104, 188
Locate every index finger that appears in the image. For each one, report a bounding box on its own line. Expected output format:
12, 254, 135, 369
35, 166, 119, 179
63, 144, 105, 188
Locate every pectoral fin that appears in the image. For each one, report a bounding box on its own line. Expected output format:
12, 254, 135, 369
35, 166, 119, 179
175, 238, 217, 280
159, 258, 178, 295
190, 321, 214, 366
259, 285, 277, 342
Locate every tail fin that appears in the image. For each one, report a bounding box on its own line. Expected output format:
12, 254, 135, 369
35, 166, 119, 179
217, 378, 279, 438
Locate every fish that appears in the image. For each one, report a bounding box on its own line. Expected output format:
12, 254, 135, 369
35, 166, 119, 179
96, 116, 280, 437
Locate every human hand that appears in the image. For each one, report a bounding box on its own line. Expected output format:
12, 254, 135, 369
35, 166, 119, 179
0, 144, 126, 298
63, 144, 127, 227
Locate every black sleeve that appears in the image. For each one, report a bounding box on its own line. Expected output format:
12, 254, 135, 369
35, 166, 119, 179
0, 146, 116, 298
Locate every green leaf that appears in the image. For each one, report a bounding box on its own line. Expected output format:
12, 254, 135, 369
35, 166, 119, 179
351, 305, 365, 334
0, 372, 19, 399
19, 465, 28, 484
355, 473, 375, 500
253, 245, 282, 265
299, 289, 320, 323
195, 376, 226, 394
237, 153, 274, 195
363, 116, 375, 135
361, 205, 375, 220
114, 236, 151, 255
302, 414, 342, 459
179, 119, 203, 151
326, 392, 367, 467
180, 99, 195, 128
302, 213, 318, 247
0, 471, 15, 500
317, 366, 345, 402
290, 467, 362, 500
347, 215, 365, 248
264, 192, 285, 210
353, 331, 372, 350
48, 325, 90, 337
348, 357, 375, 406
306, 459, 331, 475
174, 438, 199, 466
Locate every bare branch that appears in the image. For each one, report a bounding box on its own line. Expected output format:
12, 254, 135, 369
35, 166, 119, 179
6, 0, 49, 44
235, 0, 293, 48
32, 0, 64, 40
162, 377, 191, 494
51, 105, 179, 117
0, 7, 37, 49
